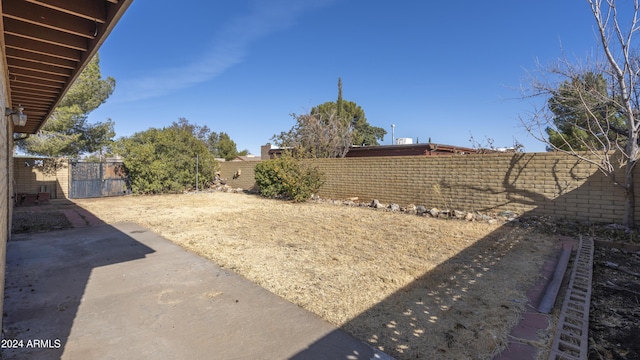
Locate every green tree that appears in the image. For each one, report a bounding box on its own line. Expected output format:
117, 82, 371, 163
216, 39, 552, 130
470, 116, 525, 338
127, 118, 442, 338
311, 78, 386, 146
546, 72, 625, 151
116, 119, 218, 194
17, 54, 116, 158
274, 78, 386, 158
207, 132, 248, 161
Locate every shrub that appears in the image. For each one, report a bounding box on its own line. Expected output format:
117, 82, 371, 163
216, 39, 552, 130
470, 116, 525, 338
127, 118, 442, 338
116, 122, 219, 194
254, 155, 323, 202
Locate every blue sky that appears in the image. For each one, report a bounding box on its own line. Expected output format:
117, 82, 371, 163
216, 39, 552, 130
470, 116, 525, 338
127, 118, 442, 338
87, 0, 599, 155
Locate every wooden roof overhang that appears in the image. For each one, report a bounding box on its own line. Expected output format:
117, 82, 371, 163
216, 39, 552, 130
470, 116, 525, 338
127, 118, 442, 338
1, 0, 133, 134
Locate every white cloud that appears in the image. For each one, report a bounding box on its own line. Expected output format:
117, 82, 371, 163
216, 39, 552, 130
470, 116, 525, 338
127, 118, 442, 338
117, 0, 336, 102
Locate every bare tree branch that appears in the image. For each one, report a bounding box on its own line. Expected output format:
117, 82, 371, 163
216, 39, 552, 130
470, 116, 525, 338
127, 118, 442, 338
523, 0, 640, 227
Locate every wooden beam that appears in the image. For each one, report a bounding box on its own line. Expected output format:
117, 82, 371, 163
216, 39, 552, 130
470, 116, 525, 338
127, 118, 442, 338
24, 0, 107, 23
3, 1, 97, 39
12, 96, 56, 106
9, 83, 60, 95
8, 67, 68, 84
11, 88, 59, 99
4, 34, 81, 61
5, 48, 76, 70
8, 59, 73, 78
10, 76, 65, 90
3, 17, 88, 51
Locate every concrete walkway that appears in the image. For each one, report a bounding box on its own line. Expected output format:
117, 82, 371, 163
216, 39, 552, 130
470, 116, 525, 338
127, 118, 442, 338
3, 223, 392, 360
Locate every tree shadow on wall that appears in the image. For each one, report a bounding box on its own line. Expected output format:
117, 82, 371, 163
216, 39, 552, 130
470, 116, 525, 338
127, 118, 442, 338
438, 153, 621, 218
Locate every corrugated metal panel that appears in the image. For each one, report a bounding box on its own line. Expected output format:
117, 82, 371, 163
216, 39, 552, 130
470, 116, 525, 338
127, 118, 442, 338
69, 162, 131, 199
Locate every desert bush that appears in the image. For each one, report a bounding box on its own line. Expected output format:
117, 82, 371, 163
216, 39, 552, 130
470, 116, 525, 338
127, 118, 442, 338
254, 155, 323, 202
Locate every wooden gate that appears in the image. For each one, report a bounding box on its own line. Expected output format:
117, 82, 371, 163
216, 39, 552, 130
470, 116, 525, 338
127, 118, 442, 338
69, 162, 131, 199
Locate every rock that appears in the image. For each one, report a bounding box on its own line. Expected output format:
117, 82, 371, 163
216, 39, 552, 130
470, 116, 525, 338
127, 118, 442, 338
605, 223, 627, 231
375, 202, 386, 209
343, 200, 356, 206
499, 210, 515, 218
389, 203, 400, 212
371, 199, 380, 208
453, 210, 465, 218
429, 208, 440, 217
405, 204, 417, 215
416, 205, 428, 214
488, 219, 498, 225
465, 212, 475, 221
346, 197, 359, 202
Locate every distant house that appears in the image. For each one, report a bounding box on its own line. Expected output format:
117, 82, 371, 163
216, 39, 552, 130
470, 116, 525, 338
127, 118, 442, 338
230, 155, 261, 162
263, 143, 503, 159
345, 143, 487, 157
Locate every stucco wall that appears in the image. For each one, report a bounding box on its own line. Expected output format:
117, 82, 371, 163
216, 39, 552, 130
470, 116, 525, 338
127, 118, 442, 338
222, 152, 635, 225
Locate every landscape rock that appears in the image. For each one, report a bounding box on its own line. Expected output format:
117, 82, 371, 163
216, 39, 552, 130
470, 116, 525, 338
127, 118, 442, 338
389, 203, 400, 212
465, 212, 475, 221
370, 199, 386, 209
480, 214, 493, 221
429, 208, 440, 217
499, 210, 516, 218
416, 205, 428, 214
405, 204, 417, 215
453, 210, 466, 218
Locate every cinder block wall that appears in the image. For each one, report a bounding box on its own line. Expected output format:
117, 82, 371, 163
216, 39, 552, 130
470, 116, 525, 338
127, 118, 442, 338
13, 158, 69, 199
311, 153, 629, 223
221, 152, 638, 224
218, 161, 260, 190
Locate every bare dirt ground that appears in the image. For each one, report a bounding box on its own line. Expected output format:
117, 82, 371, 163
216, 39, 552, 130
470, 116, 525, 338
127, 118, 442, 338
49, 192, 559, 359
589, 244, 640, 360
12, 207, 71, 234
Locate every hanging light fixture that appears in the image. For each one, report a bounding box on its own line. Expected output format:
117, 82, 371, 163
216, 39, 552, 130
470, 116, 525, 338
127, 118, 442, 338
5, 104, 27, 127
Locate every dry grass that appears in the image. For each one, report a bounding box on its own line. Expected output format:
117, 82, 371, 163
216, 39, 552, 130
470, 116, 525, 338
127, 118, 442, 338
75, 192, 557, 359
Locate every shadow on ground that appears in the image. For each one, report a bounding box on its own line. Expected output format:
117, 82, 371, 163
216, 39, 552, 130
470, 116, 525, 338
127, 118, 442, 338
293, 154, 622, 359
291, 221, 560, 359
3, 222, 154, 359
5, 205, 388, 359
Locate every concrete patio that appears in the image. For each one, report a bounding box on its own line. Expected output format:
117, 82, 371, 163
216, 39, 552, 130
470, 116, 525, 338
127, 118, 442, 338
3, 222, 392, 360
